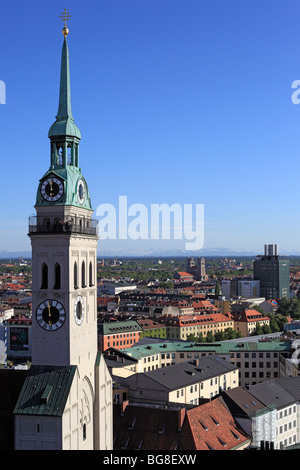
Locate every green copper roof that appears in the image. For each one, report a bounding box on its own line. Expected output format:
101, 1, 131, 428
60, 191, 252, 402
99, 321, 142, 336
48, 37, 81, 139
120, 339, 292, 361
13, 365, 77, 417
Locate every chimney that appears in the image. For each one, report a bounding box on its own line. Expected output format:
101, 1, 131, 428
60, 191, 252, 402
193, 358, 199, 366
178, 408, 186, 431
121, 400, 129, 416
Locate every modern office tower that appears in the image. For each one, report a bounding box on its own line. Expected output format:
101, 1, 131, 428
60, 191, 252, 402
253, 244, 290, 300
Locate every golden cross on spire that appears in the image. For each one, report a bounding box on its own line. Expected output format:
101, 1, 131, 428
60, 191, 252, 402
60, 9, 71, 37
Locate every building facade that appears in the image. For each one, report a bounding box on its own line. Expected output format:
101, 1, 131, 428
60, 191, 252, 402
105, 338, 294, 389
117, 355, 239, 407
164, 313, 234, 340
98, 320, 142, 352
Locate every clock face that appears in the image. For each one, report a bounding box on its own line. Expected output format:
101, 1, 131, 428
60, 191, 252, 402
77, 179, 85, 205
74, 295, 85, 325
36, 299, 66, 331
41, 177, 64, 202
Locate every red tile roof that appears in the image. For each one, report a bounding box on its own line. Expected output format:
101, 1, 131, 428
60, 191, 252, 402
113, 398, 250, 450
235, 309, 270, 323
186, 398, 251, 450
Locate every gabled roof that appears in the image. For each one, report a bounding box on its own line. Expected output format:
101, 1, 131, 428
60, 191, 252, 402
235, 309, 270, 323
13, 365, 76, 417
99, 320, 142, 335
140, 355, 237, 390
186, 398, 251, 450
249, 376, 300, 409
220, 386, 267, 417
113, 403, 195, 450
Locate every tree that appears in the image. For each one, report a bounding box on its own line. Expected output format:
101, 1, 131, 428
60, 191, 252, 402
215, 330, 225, 341
277, 297, 300, 319
206, 331, 215, 343
187, 334, 197, 342
215, 280, 221, 297
251, 323, 263, 336
262, 324, 271, 335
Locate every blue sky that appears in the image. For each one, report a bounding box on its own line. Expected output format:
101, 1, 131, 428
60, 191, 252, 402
1, 0, 300, 256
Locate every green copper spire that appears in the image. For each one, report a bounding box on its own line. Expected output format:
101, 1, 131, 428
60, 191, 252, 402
35, 13, 92, 211
56, 37, 73, 121
48, 24, 81, 139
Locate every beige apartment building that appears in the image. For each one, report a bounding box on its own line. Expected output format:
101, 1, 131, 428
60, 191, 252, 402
233, 309, 270, 336
165, 313, 234, 341
116, 355, 239, 407
105, 338, 294, 391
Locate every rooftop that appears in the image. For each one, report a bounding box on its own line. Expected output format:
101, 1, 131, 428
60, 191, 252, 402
13, 365, 76, 417
140, 355, 237, 390
119, 339, 292, 361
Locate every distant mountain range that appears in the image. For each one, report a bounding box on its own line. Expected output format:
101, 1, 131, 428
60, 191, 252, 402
1, 248, 300, 259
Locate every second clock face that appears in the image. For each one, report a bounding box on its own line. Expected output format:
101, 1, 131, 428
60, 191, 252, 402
77, 179, 85, 205
74, 295, 85, 325
41, 177, 64, 202
36, 299, 66, 331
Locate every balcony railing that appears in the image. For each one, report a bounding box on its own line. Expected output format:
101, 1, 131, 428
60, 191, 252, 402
28, 216, 98, 236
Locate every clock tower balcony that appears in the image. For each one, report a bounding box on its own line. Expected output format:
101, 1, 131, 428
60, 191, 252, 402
28, 215, 98, 237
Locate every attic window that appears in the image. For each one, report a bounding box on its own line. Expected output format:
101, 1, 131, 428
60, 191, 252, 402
158, 424, 166, 434
134, 437, 144, 450
218, 437, 227, 447
128, 416, 137, 430
121, 436, 130, 450
231, 430, 240, 440
205, 441, 215, 450
199, 421, 208, 431
41, 385, 52, 405
210, 416, 219, 426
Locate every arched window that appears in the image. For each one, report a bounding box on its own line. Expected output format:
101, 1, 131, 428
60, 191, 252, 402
74, 261, 78, 289
82, 261, 86, 288
41, 263, 48, 289
67, 145, 72, 165
57, 145, 63, 166
89, 261, 93, 287
54, 263, 61, 290
83, 423, 86, 441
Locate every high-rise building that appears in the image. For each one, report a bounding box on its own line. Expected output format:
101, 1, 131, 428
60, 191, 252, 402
13, 16, 113, 450
253, 244, 290, 300
221, 279, 260, 300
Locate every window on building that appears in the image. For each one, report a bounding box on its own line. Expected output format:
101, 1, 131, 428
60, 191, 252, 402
74, 261, 78, 289
41, 263, 48, 289
89, 261, 93, 287
82, 261, 86, 288
53, 263, 61, 289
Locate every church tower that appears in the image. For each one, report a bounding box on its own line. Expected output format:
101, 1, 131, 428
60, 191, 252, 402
14, 12, 113, 450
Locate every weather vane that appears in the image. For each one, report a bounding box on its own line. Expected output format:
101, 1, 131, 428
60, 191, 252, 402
60, 9, 71, 37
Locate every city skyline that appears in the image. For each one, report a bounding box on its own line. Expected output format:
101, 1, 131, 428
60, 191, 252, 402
1, 0, 300, 255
